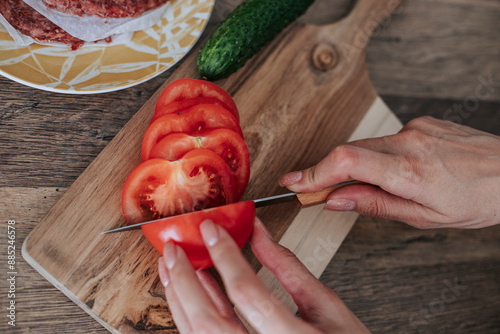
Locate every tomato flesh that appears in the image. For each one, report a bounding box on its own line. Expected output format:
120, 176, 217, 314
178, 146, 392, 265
142, 201, 255, 270
122, 149, 237, 224
155, 78, 239, 121
149, 129, 250, 201
122, 78, 252, 271
152, 96, 238, 124
142, 104, 243, 161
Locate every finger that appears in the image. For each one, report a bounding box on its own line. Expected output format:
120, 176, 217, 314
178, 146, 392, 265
249, 219, 329, 317
346, 136, 394, 154
250, 218, 369, 332
279, 145, 419, 200
158, 257, 193, 333
162, 242, 222, 330
196, 270, 245, 328
402, 116, 481, 137
402, 116, 455, 134
326, 117, 446, 157
279, 145, 385, 192
324, 184, 445, 228
199, 220, 306, 333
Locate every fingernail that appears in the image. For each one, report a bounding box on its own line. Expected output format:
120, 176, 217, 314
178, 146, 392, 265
162, 242, 177, 270
279, 171, 303, 187
325, 199, 356, 211
200, 220, 219, 247
256, 219, 273, 239
158, 257, 170, 287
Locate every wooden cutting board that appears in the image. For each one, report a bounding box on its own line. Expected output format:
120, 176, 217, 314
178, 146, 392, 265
22, 0, 404, 332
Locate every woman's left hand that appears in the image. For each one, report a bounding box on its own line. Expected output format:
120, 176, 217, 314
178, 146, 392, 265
158, 218, 369, 333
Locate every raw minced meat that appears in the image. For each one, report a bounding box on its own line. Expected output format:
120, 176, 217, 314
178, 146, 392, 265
0, 0, 85, 49
42, 0, 169, 18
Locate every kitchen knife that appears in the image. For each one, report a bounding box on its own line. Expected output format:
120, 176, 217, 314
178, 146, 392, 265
102, 179, 364, 234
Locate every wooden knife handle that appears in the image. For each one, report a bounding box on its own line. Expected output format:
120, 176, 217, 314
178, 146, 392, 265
294, 180, 366, 209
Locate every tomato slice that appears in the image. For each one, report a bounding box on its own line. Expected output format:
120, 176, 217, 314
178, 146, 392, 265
141, 104, 243, 161
155, 78, 239, 121
152, 96, 237, 124
122, 149, 237, 224
149, 129, 250, 201
141, 201, 255, 270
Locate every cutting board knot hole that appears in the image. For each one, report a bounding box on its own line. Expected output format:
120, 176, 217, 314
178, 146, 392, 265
311, 43, 338, 71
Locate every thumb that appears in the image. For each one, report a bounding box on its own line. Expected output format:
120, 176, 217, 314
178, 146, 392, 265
325, 185, 440, 229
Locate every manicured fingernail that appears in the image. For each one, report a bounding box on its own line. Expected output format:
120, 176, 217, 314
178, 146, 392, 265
325, 199, 356, 211
158, 257, 170, 287
279, 171, 303, 187
162, 242, 177, 270
200, 220, 219, 247
256, 219, 273, 239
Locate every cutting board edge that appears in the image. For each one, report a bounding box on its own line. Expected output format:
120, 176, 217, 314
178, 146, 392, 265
249, 95, 403, 320
21, 234, 121, 334
21, 95, 403, 334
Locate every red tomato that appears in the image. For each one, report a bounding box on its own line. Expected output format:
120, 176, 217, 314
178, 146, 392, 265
152, 96, 237, 124
141, 104, 243, 161
149, 129, 250, 201
155, 78, 239, 121
142, 201, 255, 270
122, 149, 237, 224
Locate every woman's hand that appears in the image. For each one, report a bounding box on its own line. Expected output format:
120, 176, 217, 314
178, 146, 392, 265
279, 116, 500, 229
158, 218, 369, 333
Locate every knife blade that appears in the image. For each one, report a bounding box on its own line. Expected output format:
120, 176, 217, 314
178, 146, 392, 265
102, 179, 364, 234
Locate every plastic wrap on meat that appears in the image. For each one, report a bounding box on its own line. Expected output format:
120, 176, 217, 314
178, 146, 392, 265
42, 0, 169, 18
0, 0, 84, 49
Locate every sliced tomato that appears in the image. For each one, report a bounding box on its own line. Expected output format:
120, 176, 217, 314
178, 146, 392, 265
152, 96, 236, 124
122, 149, 237, 224
142, 201, 255, 270
141, 104, 243, 161
155, 78, 239, 121
149, 129, 250, 201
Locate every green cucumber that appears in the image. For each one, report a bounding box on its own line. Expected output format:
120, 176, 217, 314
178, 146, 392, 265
197, 0, 315, 81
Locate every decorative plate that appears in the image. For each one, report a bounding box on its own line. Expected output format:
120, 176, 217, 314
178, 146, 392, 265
0, 0, 214, 94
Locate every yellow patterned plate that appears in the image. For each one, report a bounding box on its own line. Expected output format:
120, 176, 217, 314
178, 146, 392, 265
0, 0, 214, 94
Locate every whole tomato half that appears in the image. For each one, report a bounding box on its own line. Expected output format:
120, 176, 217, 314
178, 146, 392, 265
122, 149, 237, 224
149, 129, 250, 201
155, 78, 239, 121
141, 104, 243, 161
142, 201, 255, 270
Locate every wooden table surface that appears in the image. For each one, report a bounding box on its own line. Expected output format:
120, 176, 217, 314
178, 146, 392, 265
1, 0, 499, 333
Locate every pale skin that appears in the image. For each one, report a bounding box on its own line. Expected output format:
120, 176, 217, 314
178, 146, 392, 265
158, 218, 369, 333
280, 116, 500, 229
159, 117, 500, 332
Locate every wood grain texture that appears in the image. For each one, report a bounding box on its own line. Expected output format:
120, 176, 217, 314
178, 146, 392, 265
324, 217, 500, 334
367, 0, 500, 102
0, 187, 108, 333
303, 0, 500, 102
20, 0, 404, 332
384, 94, 500, 135
1, 0, 500, 333
253, 97, 402, 316
2, 0, 499, 187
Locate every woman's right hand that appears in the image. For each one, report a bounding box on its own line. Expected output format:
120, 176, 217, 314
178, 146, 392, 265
279, 117, 500, 229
